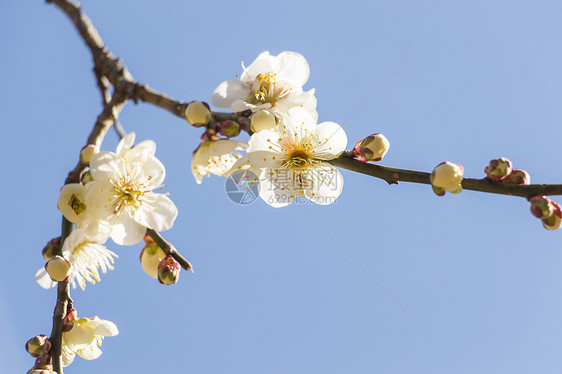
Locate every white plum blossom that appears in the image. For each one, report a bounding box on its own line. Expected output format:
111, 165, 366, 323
211, 51, 317, 120
191, 139, 247, 184
61, 316, 118, 367
229, 107, 347, 207
86, 133, 178, 245
35, 221, 117, 290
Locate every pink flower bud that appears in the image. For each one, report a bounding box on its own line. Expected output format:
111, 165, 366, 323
158, 256, 181, 285
542, 201, 562, 230
185, 101, 211, 127
503, 169, 530, 185
45, 255, 71, 282
353, 133, 390, 162
484, 157, 512, 182
25, 335, 51, 358
430, 161, 464, 194
42, 237, 61, 261
529, 196, 554, 219
80, 144, 100, 165
217, 120, 241, 138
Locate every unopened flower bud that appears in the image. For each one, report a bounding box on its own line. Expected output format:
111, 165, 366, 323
27, 369, 57, 374
504, 169, 530, 185
543, 203, 562, 230
353, 133, 390, 162
140, 235, 166, 279
45, 256, 71, 282
80, 144, 100, 165
158, 256, 181, 285
217, 120, 241, 138
484, 157, 512, 182
250, 110, 277, 132
430, 161, 464, 194
80, 170, 95, 184
529, 196, 554, 219
42, 237, 61, 261
62, 308, 78, 332
25, 335, 51, 358
186, 101, 211, 127
27, 359, 57, 374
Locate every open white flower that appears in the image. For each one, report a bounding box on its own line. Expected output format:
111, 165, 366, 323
211, 51, 317, 119
85, 133, 177, 245
35, 220, 118, 290
61, 316, 118, 367
192, 139, 247, 184
229, 107, 347, 207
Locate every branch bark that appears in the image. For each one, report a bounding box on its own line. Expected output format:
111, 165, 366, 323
329, 155, 562, 199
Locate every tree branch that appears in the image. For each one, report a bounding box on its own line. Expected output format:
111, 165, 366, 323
49, 217, 73, 374
329, 155, 562, 199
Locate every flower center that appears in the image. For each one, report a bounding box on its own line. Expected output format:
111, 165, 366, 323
247, 73, 289, 105
288, 149, 312, 168
68, 194, 87, 215
111, 173, 147, 215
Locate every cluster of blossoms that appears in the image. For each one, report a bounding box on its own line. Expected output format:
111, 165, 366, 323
187, 51, 392, 207
37, 132, 179, 291
31, 133, 185, 370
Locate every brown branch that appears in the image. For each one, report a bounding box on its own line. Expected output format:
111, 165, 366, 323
49, 217, 73, 374
329, 155, 562, 199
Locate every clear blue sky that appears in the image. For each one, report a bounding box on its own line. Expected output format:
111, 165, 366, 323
3, 0, 562, 373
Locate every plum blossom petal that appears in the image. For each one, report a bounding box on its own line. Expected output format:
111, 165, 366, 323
109, 215, 147, 246
211, 80, 251, 108
191, 139, 247, 184
134, 193, 178, 232
85, 180, 117, 220
275, 51, 310, 87
116, 132, 136, 156
89, 152, 125, 181
35, 268, 56, 289
312, 121, 348, 159
305, 165, 344, 205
